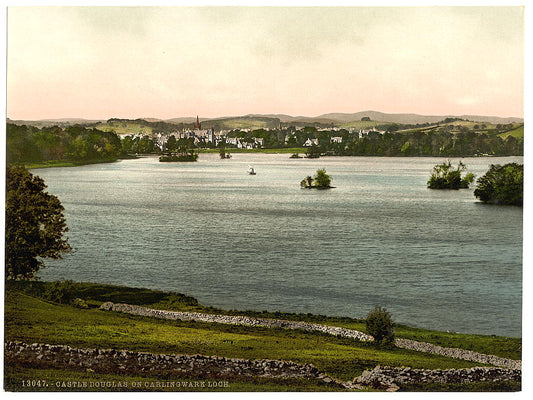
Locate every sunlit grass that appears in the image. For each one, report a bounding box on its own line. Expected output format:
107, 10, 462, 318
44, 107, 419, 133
5, 288, 491, 383
498, 125, 524, 139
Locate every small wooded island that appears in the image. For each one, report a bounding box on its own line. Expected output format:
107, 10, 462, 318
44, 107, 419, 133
301, 168, 334, 189
474, 163, 523, 206
427, 160, 475, 189
427, 161, 523, 206
159, 151, 198, 162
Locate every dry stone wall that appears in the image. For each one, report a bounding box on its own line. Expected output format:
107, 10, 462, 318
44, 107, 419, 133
354, 365, 521, 391
5, 341, 520, 392
99, 302, 373, 341
4, 341, 333, 382
100, 302, 521, 369
395, 338, 521, 369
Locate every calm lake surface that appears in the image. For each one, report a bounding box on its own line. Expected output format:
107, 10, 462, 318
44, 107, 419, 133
35, 154, 523, 337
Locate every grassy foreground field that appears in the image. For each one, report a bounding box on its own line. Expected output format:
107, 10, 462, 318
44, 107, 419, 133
4, 281, 522, 392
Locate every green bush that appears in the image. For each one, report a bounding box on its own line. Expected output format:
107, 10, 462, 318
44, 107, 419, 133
366, 306, 395, 345
72, 298, 89, 309
314, 169, 332, 188
427, 161, 474, 189
44, 280, 75, 304
474, 163, 523, 206
300, 169, 332, 188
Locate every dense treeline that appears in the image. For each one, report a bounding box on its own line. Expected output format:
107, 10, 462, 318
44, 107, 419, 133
6, 121, 523, 165
339, 130, 522, 157
225, 125, 523, 157
6, 123, 122, 164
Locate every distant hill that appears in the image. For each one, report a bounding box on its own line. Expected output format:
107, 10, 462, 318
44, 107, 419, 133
244, 114, 337, 124
315, 111, 523, 125
7, 111, 523, 129
200, 116, 280, 130
205, 111, 523, 125
165, 117, 199, 124
6, 117, 104, 127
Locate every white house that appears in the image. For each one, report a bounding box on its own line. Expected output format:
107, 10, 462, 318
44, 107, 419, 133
253, 138, 264, 148
226, 137, 239, 146
303, 138, 319, 147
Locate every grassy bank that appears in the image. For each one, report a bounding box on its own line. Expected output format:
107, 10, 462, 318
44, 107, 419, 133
23, 158, 120, 169
6, 280, 521, 360
22, 154, 140, 169
4, 281, 522, 391
200, 147, 306, 154
21, 149, 305, 169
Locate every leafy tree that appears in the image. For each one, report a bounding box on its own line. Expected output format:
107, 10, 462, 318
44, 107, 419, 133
121, 135, 137, 154
300, 169, 332, 189
6, 124, 41, 163
33, 128, 64, 160
166, 135, 177, 152
366, 306, 395, 345
44, 279, 75, 304
68, 136, 89, 159
305, 144, 321, 158
300, 176, 314, 188
137, 135, 156, 154
5, 166, 72, 280
314, 168, 332, 188
177, 137, 196, 152
218, 139, 231, 159
385, 123, 400, 132
474, 163, 523, 206
427, 160, 474, 189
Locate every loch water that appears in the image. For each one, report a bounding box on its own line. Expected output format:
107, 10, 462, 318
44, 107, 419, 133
35, 154, 523, 337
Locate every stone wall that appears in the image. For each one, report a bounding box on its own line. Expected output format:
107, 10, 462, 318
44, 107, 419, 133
4, 341, 334, 383
395, 338, 522, 369
99, 302, 373, 341
5, 341, 521, 391
354, 365, 521, 391
100, 302, 521, 369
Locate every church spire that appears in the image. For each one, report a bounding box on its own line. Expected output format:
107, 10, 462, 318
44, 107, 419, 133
194, 115, 201, 129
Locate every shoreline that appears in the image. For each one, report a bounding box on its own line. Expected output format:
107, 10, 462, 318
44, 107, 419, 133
20, 152, 524, 169
100, 301, 520, 369
24, 157, 125, 170
6, 280, 522, 351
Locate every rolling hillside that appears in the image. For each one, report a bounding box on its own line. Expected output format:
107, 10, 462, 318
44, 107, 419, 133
316, 111, 523, 125
8, 111, 523, 131
498, 125, 524, 139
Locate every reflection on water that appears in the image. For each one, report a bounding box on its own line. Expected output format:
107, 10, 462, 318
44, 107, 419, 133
35, 154, 523, 336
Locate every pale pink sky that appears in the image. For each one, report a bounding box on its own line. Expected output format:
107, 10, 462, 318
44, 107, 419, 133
7, 6, 524, 120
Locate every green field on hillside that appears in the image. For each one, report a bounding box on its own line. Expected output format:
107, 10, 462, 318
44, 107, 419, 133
499, 125, 524, 139
338, 120, 393, 129
95, 121, 155, 136
202, 117, 279, 130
